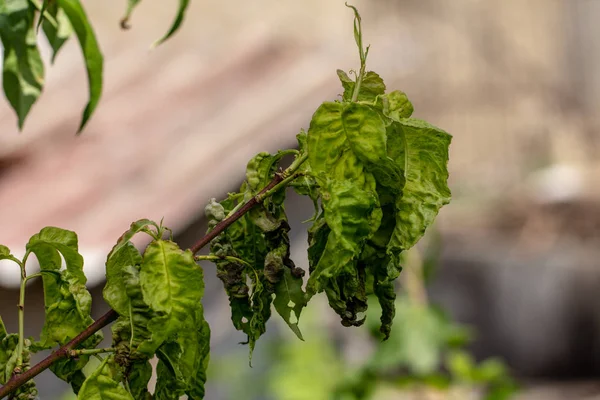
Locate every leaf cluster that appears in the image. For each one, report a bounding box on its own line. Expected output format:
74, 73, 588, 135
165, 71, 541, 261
0, 5, 458, 399
0, 0, 190, 132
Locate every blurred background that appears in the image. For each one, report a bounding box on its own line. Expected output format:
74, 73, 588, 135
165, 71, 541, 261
1, 0, 600, 398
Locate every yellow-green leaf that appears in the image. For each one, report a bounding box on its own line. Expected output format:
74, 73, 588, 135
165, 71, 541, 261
388, 118, 451, 253
77, 356, 133, 400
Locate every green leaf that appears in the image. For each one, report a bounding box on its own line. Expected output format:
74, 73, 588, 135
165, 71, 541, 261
77, 355, 133, 400
6, 339, 39, 398
341, 102, 404, 193
154, 306, 211, 400
208, 197, 272, 354
154, 355, 185, 400
103, 242, 143, 316
0, 316, 6, 337
362, 199, 402, 339
105, 228, 159, 361
246, 152, 279, 194
273, 266, 306, 340
0, 0, 45, 129
137, 240, 205, 356
108, 219, 161, 260
387, 118, 452, 253
307, 101, 402, 194
290, 132, 319, 215
0, 329, 18, 384
42, 3, 73, 63
153, 0, 190, 47
306, 214, 329, 275
26, 226, 86, 283
127, 360, 152, 400
38, 269, 102, 390
57, 0, 103, 133
380, 90, 413, 120
337, 70, 385, 103
26, 227, 102, 389
306, 178, 380, 326
0, 244, 20, 265
306, 101, 393, 326
264, 221, 307, 341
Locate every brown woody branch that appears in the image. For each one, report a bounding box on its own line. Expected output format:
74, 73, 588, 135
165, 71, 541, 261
0, 172, 286, 399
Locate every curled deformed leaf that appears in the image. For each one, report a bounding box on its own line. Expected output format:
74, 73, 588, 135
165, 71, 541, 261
127, 360, 152, 400
103, 242, 143, 317
387, 118, 452, 253
108, 218, 161, 260
25, 227, 102, 390
7, 339, 39, 399
77, 356, 133, 400
337, 70, 385, 103
380, 90, 413, 120
0, 324, 18, 384
341, 102, 404, 193
137, 240, 205, 356
154, 306, 210, 400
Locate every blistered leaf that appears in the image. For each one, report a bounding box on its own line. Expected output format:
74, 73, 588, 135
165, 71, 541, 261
0, 326, 18, 384
337, 70, 385, 103
7, 339, 38, 399
380, 90, 413, 120
290, 133, 319, 214
306, 178, 380, 326
109, 269, 156, 357
246, 152, 278, 194
108, 219, 161, 260
103, 242, 143, 316
127, 360, 152, 400
341, 102, 404, 193
306, 101, 389, 326
154, 306, 210, 400
41, 2, 72, 63
308, 101, 400, 194
27, 226, 86, 283
153, 0, 190, 47
77, 356, 133, 400
387, 118, 451, 253
362, 200, 402, 338
204, 198, 225, 222
0, 0, 45, 129
57, 0, 103, 132
25, 228, 101, 388
38, 269, 102, 390
137, 240, 204, 356
154, 356, 185, 400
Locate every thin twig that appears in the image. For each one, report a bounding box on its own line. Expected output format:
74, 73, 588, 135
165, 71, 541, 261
0, 310, 118, 399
